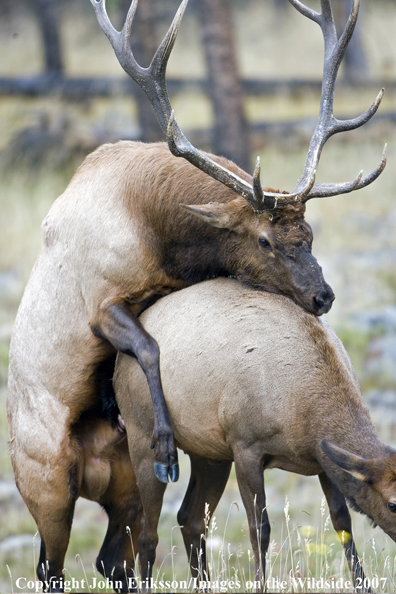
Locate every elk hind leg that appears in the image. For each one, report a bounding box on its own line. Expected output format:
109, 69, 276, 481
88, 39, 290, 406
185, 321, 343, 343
177, 455, 232, 581
132, 458, 167, 588
96, 440, 143, 594
33, 463, 79, 592
234, 451, 269, 592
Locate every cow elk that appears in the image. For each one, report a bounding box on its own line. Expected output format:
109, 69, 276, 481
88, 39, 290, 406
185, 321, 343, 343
7, 0, 386, 591
115, 278, 396, 593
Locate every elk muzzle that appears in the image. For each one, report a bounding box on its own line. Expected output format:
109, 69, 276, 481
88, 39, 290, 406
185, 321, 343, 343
313, 285, 335, 315
284, 246, 335, 316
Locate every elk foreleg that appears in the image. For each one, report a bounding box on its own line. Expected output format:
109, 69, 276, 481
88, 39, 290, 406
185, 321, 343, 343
134, 457, 168, 590
177, 455, 232, 582
319, 472, 370, 593
91, 301, 178, 483
234, 450, 269, 593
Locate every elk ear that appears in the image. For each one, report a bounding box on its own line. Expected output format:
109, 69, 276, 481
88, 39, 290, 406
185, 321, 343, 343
180, 201, 236, 229
321, 439, 375, 483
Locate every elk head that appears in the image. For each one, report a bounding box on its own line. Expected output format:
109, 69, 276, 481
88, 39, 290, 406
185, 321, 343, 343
322, 439, 396, 541
180, 196, 333, 314
91, 0, 386, 316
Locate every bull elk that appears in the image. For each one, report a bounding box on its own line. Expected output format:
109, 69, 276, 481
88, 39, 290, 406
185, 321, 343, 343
87, 0, 386, 482
7, 0, 385, 591
115, 278, 396, 593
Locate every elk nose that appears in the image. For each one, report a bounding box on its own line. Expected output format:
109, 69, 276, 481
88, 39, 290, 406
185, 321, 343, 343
313, 287, 335, 315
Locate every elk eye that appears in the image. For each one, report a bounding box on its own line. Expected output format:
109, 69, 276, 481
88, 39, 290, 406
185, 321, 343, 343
258, 237, 271, 249
388, 502, 396, 513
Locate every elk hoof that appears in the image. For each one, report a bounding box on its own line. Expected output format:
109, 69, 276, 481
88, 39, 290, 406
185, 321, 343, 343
154, 462, 169, 483
169, 463, 179, 482
153, 462, 179, 483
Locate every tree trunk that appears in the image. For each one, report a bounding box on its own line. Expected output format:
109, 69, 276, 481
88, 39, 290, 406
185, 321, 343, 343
120, 0, 163, 142
0, 0, 14, 20
198, 0, 251, 171
35, 0, 64, 75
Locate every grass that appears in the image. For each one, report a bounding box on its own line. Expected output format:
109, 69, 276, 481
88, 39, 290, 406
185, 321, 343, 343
2, 479, 396, 593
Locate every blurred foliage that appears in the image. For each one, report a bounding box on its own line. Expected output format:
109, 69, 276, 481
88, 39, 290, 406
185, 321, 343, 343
379, 270, 396, 303
337, 326, 385, 391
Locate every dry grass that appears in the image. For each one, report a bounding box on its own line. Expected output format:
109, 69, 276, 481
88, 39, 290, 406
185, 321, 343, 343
2, 468, 395, 592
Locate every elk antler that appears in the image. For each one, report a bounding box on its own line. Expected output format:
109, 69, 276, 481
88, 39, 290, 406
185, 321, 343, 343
287, 0, 386, 202
91, 0, 386, 211
90, 0, 273, 212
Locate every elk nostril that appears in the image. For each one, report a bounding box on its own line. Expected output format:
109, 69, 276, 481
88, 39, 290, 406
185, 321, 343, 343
314, 295, 325, 309
313, 288, 335, 314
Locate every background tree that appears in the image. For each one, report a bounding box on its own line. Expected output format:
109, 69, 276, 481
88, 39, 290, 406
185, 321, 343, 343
198, 0, 251, 171
0, 0, 13, 20
35, 0, 64, 75
271, 0, 289, 25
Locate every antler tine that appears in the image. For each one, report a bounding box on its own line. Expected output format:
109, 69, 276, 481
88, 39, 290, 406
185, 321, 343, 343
121, 0, 140, 67
150, 0, 188, 78
333, 0, 360, 71
252, 157, 278, 211
90, 0, 134, 62
288, 0, 321, 24
90, 0, 118, 38
252, 157, 265, 211
303, 144, 387, 201
332, 87, 384, 135
144, 0, 189, 132
91, 0, 186, 135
